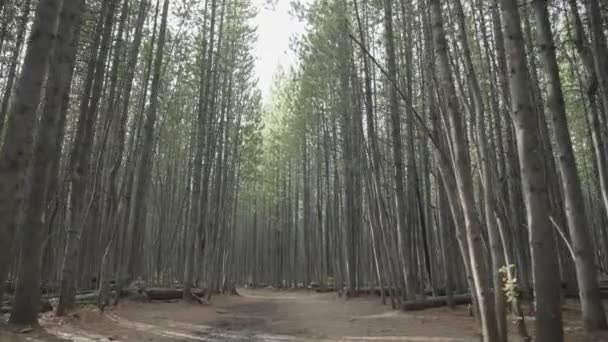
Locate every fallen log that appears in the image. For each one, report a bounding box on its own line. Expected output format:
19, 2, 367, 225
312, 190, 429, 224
144, 288, 183, 300
1, 298, 53, 314
340, 287, 397, 297
45, 291, 101, 307
76, 291, 101, 304
144, 288, 214, 301
401, 294, 472, 311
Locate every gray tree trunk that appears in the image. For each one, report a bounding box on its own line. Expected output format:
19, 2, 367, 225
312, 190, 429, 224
531, 0, 607, 331
0, 0, 32, 135
57, 0, 116, 315
0, 0, 64, 309
383, 0, 416, 299
452, 0, 507, 339
10, 0, 83, 325
428, 1, 498, 341
126, 0, 169, 279
498, 0, 564, 340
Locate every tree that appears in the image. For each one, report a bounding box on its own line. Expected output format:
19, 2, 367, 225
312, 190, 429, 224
0, 0, 64, 307
9, 0, 84, 325
498, 0, 564, 340
531, 0, 607, 331
383, 0, 416, 299
428, 1, 498, 340
126, 0, 170, 279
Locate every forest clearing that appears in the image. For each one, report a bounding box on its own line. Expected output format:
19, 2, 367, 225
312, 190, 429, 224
3, 0, 608, 341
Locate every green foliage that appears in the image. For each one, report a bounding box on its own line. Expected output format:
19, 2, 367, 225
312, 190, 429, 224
499, 264, 519, 304
237, 0, 352, 216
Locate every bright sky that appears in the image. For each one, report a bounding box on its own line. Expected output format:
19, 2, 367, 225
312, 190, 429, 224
251, 0, 309, 101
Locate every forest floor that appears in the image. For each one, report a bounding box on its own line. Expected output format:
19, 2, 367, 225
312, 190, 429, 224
1, 288, 606, 341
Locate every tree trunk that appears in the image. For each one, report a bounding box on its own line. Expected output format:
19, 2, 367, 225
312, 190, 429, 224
0, 0, 63, 311
10, 0, 83, 325
57, 0, 116, 315
383, 0, 416, 299
452, 0, 507, 338
497, 0, 564, 340
531, 0, 607, 331
0, 0, 32, 134
428, 1, 498, 340
126, 0, 169, 280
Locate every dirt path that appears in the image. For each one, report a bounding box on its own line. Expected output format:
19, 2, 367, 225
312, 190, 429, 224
2, 289, 601, 341
48, 289, 482, 341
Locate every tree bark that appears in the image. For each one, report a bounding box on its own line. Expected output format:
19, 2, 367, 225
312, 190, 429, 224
126, 0, 170, 279
9, 0, 83, 325
497, 0, 564, 340
0, 0, 63, 311
57, 0, 116, 315
0, 0, 32, 134
383, 0, 416, 299
428, 1, 498, 341
531, 0, 607, 331
452, 0, 507, 339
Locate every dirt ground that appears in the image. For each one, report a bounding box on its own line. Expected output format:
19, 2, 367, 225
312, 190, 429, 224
1, 289, 606, 341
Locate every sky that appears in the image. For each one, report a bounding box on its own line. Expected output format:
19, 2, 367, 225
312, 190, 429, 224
251, 0, 309, 101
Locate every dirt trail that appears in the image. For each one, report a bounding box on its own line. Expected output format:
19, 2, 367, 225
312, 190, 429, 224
48, 289, 481, 341
2, 289, 600, 341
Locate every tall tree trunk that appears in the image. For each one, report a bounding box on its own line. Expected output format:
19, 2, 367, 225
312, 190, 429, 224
9, 0, 83, 325
585, 0, 608, 119
336, 0, 356, 293
383, 0, 416, 299
0, 0, 63, 307
497, 0, 564, 340
0, 0, 32, 135
531, 0, 607, 331
452, 0, 507, 338
567, 0, 608, 249
57, 0, 116, 315
126, 0, 170, 279
428, 1, 498, 341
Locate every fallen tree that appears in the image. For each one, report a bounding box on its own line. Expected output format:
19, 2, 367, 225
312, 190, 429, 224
401, 294, 472, 311
1, 298, 52, 314
75, 291, 101, 304
144, 288, 182, 300
144, 288, 210, 301
340, 287, 402, 298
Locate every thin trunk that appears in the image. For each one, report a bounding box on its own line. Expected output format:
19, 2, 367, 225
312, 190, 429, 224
0, 0, 32, 135
531, 0, 607, 330
126, 0, 170, 279
428, 1, 498, 340
497, 0, 564, 340
452, 0, 507, 338
383, 0, 416, 299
